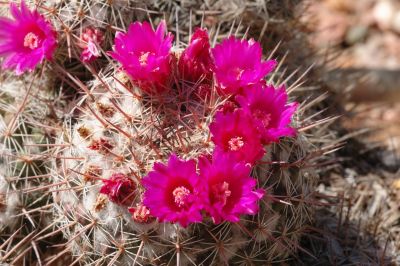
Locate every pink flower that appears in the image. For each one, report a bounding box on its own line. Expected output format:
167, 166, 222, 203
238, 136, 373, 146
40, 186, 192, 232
209, 109, 265, 165
142, 154, 205, 227
236, 84, 298, 143
199, 151, 264, 224
81, 41, 100, 63
0, 1, 57, 74
212, 36, 276, 95
109, 20, 173, 94
100, 173, 136, 206
80, 27, 104, 63
178, 28, 214, 82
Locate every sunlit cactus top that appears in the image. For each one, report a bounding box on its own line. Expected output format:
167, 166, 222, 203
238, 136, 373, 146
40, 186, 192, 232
0, 1, 57, 74
0, 1, 337, 264
103, 20, 298, 227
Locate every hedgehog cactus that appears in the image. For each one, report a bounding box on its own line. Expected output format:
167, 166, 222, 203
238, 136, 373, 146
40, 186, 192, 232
0, 69, 62, 263
48, 19, 331, 265
0, 4, 70, 263
0, 1, 337, 265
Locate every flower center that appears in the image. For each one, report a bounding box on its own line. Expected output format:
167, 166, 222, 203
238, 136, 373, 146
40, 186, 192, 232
173, 186, 191, 207
228, 136, 244, 151
253, 109, 271, 128
139, 51, 150, 66
23, 32, 40, 49
212, 181, 231, 207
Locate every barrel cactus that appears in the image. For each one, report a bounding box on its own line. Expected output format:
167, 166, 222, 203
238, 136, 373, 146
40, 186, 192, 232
0, 0, 335, 265
0, 2, 74, 263
0, 69, 61, 263
49, 18, 333, 265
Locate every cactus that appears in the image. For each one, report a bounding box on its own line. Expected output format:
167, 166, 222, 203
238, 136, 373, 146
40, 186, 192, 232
0, 68, 68, 264
0, 5, 72, 262
0, 0, 340, 265
47, 17, 337, 264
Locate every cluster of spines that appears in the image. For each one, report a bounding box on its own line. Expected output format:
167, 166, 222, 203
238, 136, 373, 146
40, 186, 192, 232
0, 70, 73, 264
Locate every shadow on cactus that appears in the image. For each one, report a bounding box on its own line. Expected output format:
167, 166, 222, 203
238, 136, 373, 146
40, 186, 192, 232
50, 19, 337, 265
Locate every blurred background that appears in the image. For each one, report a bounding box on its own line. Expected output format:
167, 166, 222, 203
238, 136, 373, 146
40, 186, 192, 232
305, 0, 400, 154
299, 0, 400, 263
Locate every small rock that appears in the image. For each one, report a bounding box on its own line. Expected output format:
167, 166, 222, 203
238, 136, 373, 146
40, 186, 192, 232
393, 179, 400, 189
345, 168, 357, 184
392, 11, 400, 33
373, 0, 396, 30
345, 25, 368, 45
326, 0, 353, 12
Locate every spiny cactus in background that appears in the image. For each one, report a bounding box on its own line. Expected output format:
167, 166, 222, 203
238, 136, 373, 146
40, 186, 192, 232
48, 17, 338, 264
0, 3, 72, 264
0, 69, 69, 264
0, 0, 339, 265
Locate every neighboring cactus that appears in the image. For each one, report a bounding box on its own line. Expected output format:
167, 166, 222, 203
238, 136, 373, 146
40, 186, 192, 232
0, 69, 66, 264
0, 1, 80, 262
49, 19, 336, 265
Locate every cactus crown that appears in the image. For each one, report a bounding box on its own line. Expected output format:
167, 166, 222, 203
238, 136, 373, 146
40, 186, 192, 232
50, 18, 325, 265
0, 1, 338, 265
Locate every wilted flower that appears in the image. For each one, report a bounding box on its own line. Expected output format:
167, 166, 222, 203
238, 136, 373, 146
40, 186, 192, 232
100, 173, 136, 205
178, 28, 214, 82
0, 1, 57, 74
199, 151, 264, 224
212, 36, 276, 95
209, 109, 265, 165
142, 154, 205, 227
128, 204, 152, 223
109, 20, 173, 94
237, 84, 298, 143
88, 137, 114, 155
80, 27, 104, 63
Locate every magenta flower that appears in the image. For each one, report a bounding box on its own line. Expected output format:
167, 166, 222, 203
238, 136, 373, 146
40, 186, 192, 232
237, 84, 298, 143
199, 151, 264, 224
79, 27, 104, 63
212, 36, 276, 95
142, 154, 205, 227
100, 173, 136, 206
109, 20, 173, 94
0, 1, 57, 74
209, 109, 265, 165
178, 28, 214, 82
